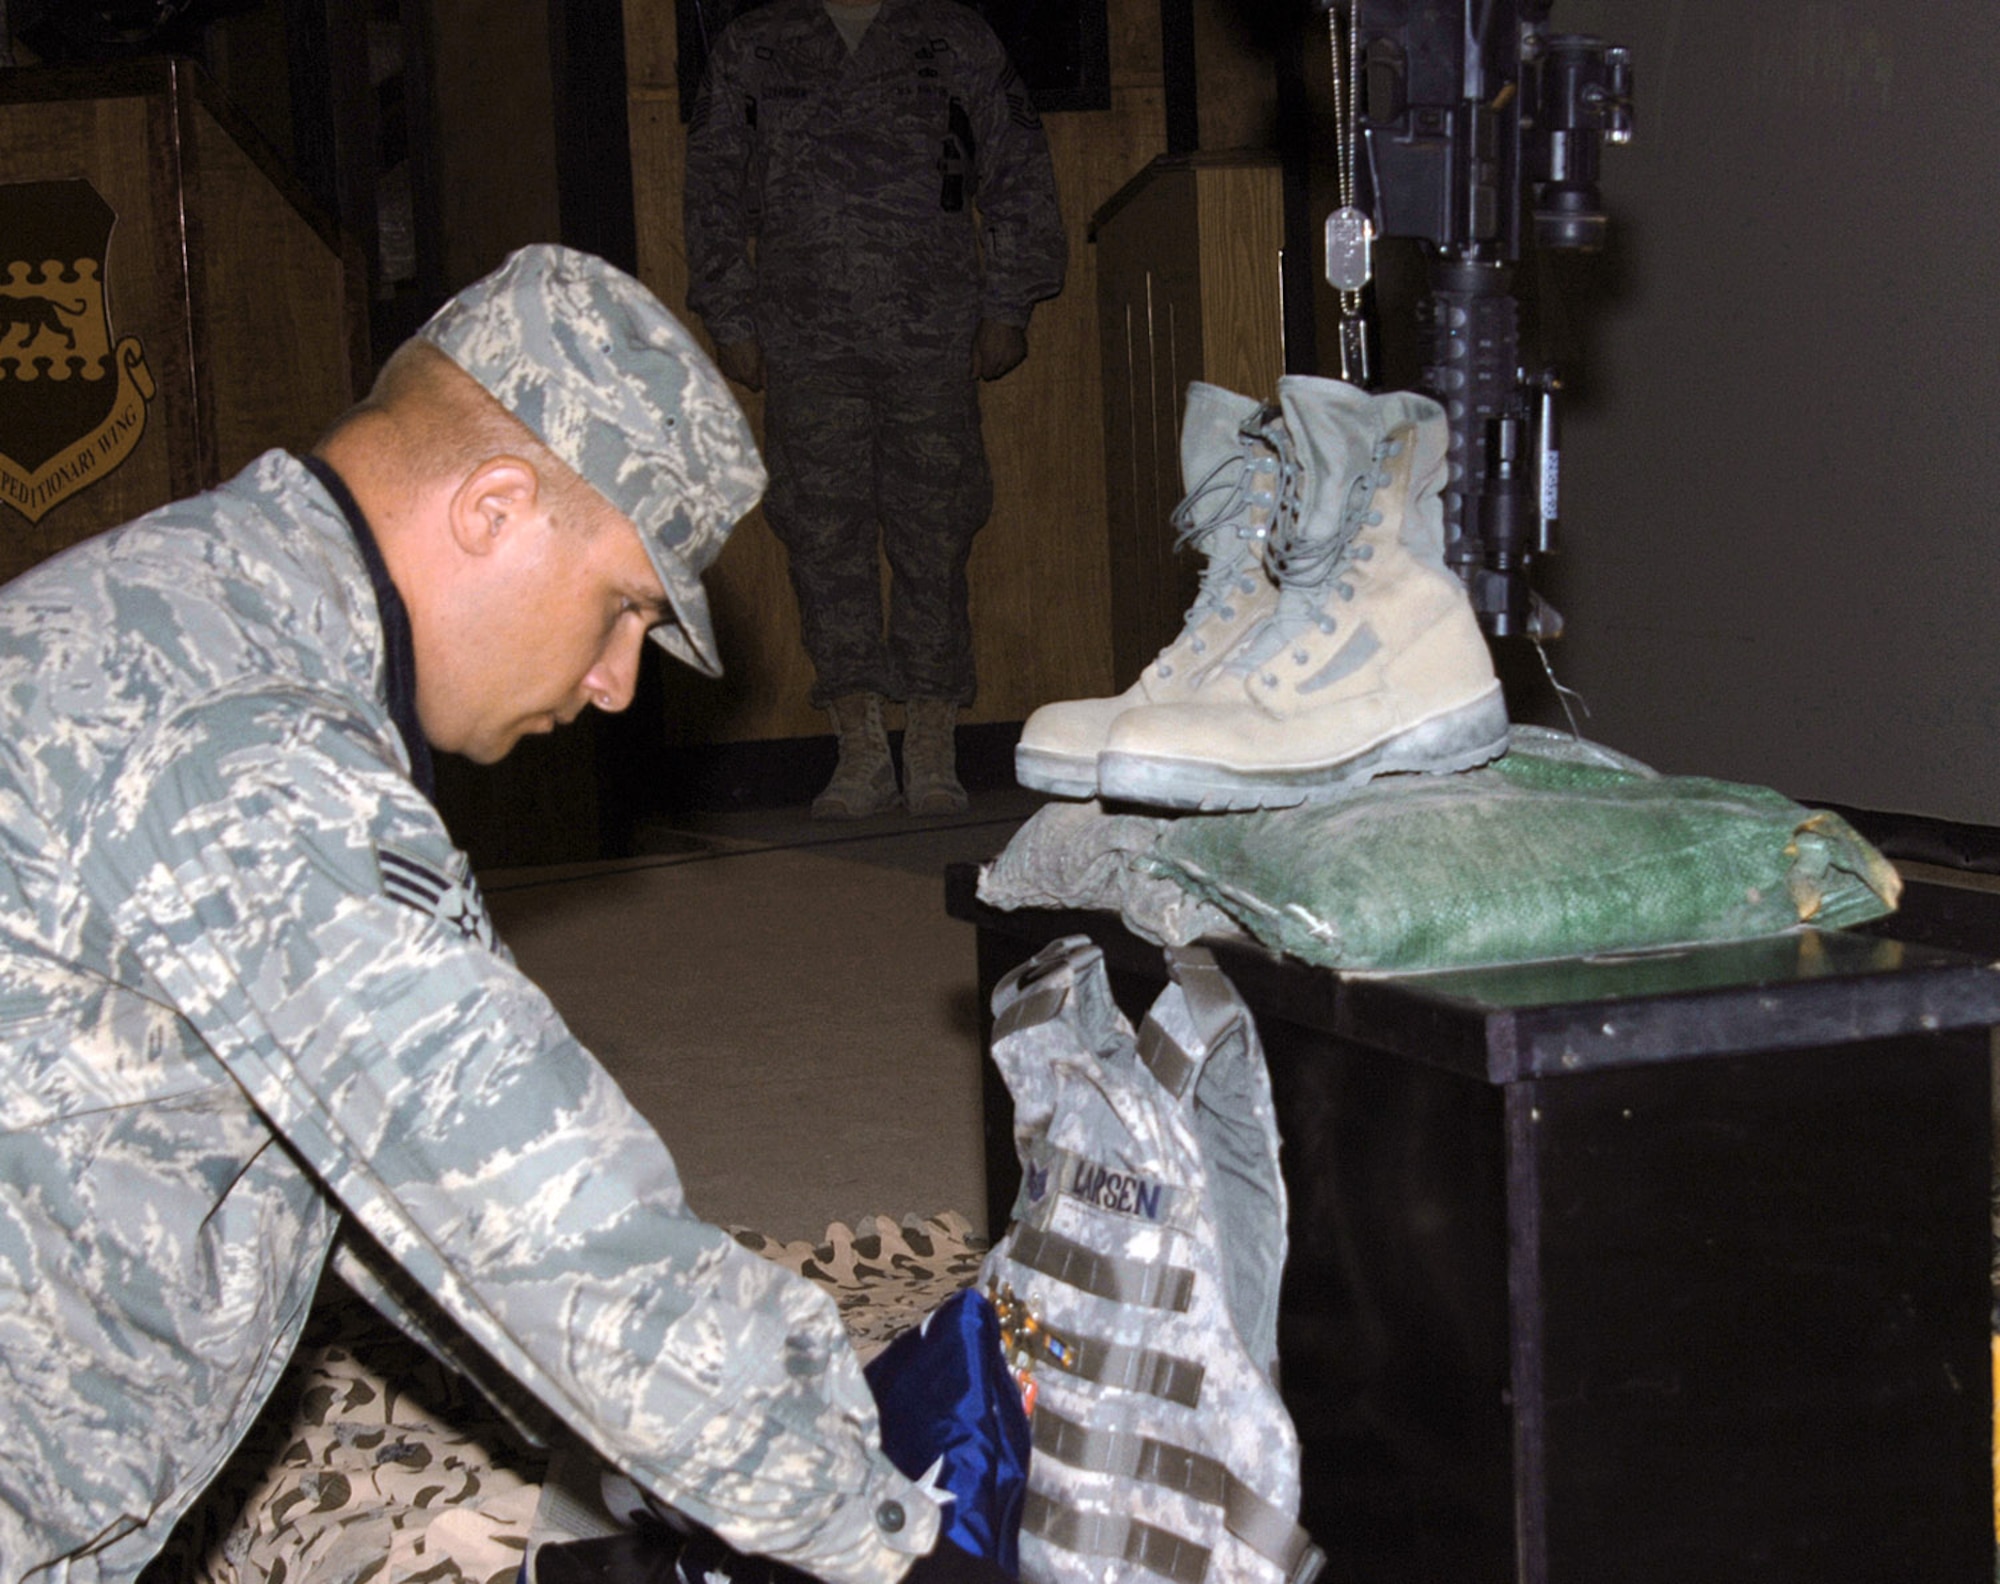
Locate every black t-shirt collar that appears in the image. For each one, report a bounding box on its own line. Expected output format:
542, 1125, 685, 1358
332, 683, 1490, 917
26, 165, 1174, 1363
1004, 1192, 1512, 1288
297, 454, 437, 799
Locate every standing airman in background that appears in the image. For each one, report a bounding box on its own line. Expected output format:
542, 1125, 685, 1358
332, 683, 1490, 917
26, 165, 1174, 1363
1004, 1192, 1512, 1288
684, 0, 1067, 819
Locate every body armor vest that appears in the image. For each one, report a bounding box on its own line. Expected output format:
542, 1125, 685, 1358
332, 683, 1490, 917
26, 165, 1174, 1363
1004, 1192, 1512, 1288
979, 937, 1323, 1584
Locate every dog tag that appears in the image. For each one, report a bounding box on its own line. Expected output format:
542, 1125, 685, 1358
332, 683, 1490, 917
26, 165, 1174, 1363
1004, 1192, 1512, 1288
1324, 206, 1374, 291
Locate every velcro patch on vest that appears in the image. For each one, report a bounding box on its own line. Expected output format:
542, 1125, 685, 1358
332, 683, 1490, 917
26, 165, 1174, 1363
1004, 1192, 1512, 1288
378, 843, 497, 951
1018, 1143, 1192, 1232
1065, 1157, 1169, 1221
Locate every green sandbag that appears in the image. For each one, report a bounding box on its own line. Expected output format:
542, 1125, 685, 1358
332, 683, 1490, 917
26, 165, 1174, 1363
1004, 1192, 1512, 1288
1143, 728, 1901, 974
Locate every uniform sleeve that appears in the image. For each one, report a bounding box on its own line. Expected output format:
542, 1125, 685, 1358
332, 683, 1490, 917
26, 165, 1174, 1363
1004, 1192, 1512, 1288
961, 29, 1067, 327
89, 688, 941, 1584
684, 28, 764, 348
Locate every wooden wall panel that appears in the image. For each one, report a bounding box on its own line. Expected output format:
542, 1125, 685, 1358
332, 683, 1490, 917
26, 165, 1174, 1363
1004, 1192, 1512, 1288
189, 97, 362, 473
1107, 0, 1162, 80
967, 81, 1166, 725
1095, 166, 1204, 687
430, 0, 564, 288
1093, 155, 1282, 684
1193, 0, 1281, 153
623, 0, 1168, 742
1194, 162, 1285, 400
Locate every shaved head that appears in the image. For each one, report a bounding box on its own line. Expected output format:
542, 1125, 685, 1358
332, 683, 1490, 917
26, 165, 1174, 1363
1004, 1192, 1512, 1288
326, 342, 613, 538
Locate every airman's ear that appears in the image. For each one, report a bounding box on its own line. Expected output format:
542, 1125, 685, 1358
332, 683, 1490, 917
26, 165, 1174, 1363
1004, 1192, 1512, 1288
448, 456, 542, 557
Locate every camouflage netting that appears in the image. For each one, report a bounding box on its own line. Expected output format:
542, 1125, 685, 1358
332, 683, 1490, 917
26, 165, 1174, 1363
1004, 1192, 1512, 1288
1146, 727, 1901, 973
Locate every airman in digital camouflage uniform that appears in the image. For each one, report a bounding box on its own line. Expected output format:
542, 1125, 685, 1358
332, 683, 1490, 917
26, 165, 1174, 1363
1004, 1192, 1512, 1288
683, 0, 1067, 820
0, 245, 998, 1584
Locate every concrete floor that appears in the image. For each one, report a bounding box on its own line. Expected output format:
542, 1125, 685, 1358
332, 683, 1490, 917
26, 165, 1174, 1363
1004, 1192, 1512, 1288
482, 788, 1047, 1241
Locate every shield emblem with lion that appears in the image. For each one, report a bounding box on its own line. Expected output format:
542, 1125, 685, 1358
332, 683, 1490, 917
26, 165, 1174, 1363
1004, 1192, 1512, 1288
0, 179, 156, 524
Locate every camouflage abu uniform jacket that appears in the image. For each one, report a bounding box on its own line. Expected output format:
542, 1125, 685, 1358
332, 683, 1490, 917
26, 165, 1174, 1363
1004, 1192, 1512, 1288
683, 0, 1067, 371
0, 451, 940, 1583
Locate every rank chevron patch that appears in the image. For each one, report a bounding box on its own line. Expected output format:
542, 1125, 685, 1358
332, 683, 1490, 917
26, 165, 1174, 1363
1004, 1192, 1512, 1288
377, 842, 497, 951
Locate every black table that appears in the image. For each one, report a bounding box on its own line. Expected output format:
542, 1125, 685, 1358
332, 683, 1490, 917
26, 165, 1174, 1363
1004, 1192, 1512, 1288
945, 864, 2000, 1584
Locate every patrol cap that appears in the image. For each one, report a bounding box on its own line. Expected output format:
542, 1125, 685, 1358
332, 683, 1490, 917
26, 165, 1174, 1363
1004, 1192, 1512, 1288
416, 244, 764, 678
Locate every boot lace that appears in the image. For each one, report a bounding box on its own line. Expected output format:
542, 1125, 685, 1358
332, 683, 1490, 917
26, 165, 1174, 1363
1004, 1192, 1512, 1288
1229, 435, 1402, 684
1153, 407, 1290, 678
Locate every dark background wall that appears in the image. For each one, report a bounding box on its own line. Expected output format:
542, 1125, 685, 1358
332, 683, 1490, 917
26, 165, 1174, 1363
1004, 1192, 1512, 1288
1515, 0, 1998, 826
6, 0, 1993, 841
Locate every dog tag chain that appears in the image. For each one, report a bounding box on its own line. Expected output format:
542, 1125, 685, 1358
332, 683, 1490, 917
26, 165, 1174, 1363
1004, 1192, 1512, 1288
1326, 5, 1373, 384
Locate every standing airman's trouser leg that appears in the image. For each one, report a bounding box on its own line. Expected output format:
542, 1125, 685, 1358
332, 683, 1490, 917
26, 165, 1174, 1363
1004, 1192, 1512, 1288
762, 368, 901, 707
877, 371, 990, 705
878, 371, 990, 813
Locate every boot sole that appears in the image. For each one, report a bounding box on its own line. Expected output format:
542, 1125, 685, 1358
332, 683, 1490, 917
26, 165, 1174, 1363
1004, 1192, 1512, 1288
810, 790, 904, 821
1014, 743, 1099, 799
1097, 686, 1511, 812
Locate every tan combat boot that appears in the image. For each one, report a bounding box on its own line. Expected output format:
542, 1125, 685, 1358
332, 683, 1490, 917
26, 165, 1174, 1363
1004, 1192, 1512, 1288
1097, 377, 1509, 811
1013, 381, 1287, 797
903, 698, 969, 816
811, 692, 900, 820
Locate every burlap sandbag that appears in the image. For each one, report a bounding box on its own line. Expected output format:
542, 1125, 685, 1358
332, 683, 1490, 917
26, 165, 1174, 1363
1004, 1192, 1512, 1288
1143, 727, 1899, 973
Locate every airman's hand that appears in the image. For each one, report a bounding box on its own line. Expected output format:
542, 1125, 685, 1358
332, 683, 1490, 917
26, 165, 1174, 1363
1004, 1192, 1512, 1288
970, 319, 1028, 382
